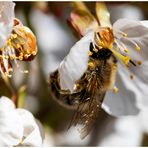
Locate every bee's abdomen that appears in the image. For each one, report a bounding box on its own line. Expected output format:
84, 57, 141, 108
49, 70, 82, 109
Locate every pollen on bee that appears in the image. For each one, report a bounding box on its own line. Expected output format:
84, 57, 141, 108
16, 44, 21, 49
113, 86, 119, 93
88, 61, 95, 68
10, 55, 16, 60
89, 51, 93, 56
19, 55, 23, 60
85, 120, 88, 124
24, 54, 29, 59
74, 83, 80, 90
93, 48, 98, 53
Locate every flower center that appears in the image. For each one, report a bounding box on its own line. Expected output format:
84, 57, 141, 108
94, 27, 114, 49
0, 19, 37, 77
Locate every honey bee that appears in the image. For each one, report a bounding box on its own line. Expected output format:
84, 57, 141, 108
49, 2, 118, 139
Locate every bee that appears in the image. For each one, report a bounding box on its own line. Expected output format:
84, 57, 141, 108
49, 2, 118, 139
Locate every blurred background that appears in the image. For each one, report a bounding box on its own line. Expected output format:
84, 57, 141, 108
1, 1, 148, 146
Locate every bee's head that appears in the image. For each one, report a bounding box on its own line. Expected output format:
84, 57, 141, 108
94, 27, 114, 49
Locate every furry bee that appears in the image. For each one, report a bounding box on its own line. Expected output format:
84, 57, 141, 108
49, 30, 117, 139
49, 2, 118, 139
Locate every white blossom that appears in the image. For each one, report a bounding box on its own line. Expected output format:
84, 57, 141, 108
0, 96, 44, 146
0, 1, 15, 48
58, 18, 148, 116
98, 107, 148, 146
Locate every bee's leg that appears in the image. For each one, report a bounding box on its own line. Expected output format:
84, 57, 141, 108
55, 86, 72, 95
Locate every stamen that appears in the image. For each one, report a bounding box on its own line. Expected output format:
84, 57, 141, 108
115, 39, 128, 52
130, 74, 134, 80
113, 86, 119, 93
137, 60, 142, 65
115, 30, 127, 38
129, 60, 136, 66
124, 48, 128, 53
93, 48, 98, 53
136, 45, 140, 51
109, 47, 130, 65
122, 32, 127, 37
89, 51, 93, 56
123, 37, 141, 51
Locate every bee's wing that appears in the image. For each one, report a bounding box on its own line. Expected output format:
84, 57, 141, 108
69, 2, 98, 36
96, 2, 112, 28
68, 82, 106, 139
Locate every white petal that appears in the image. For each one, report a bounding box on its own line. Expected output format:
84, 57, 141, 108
138, 108, 148, 133
0, 96, 23, 146
113, 18, 148, 61
30, 8, 76, 77
59, 31, 93, 92
99, 117, 142, 146
16, 109, 43, 146
0, 2, 15, 48
113, 18, 148, 109
102, 64, 140, 116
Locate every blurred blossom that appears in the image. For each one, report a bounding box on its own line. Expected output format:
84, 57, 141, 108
25, 94, 40, 114
98, 108, 148, 146
0, 2, 15, 48
58, 2, 148, 117
0, 96, 44, 146
110, 4, 144, 23
42, 127, 55, 147
98, 117, 142, 146
30, 8, 75, 75
54, 125, 91, 146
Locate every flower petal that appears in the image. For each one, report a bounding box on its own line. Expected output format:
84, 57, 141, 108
70, 2, 98, 36
99, 117, 142, 146
113, 18, 148, 108
113, 18, 148, 61
16, 109, 44, 146
0, 2, 15, 48
58, 31, 93, 92
96, 2, 112, 27
0, 96, 23, 146
102, 64, 140, 116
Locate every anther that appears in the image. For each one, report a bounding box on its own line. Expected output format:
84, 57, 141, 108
137, 60, 142, 65
124, 48, 128, 53
136, 45, 140, 51
88, 61, 95, 68
130, 75, 134, 80
122, 32, 127, 37
113, 86, 119, 93
93, 48, 98, 53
